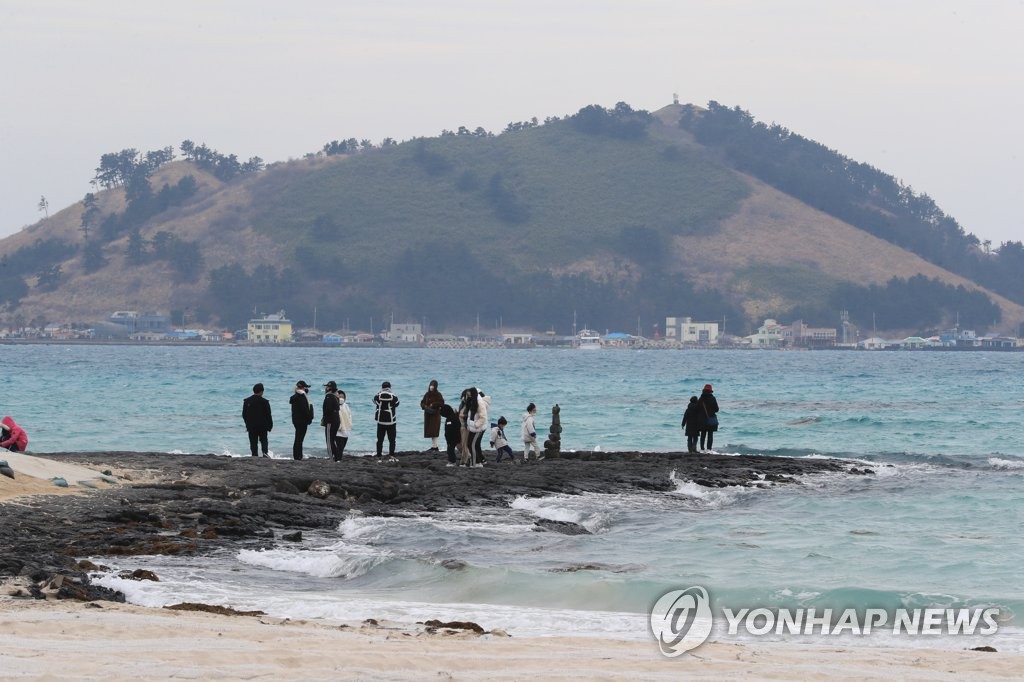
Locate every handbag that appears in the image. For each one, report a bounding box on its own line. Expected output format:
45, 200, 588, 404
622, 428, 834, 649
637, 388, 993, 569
320, 416, 327, 427
703, 402, 719, 429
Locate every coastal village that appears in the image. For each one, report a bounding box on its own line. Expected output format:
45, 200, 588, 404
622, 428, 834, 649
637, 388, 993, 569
1, 310, 1019, 350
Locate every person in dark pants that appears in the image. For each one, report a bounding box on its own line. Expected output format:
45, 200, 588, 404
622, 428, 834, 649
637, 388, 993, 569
289, 380, 314, 460
373, 381, 400, 459
680, 396, 702, 454
242, 383, 273, 457
697, 384, 720, 452
322, 381, 341, 460
439, 403, 461, 466
334, 388, 352, 460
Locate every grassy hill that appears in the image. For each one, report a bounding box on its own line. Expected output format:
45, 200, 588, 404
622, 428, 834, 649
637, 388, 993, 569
244, 119, 749, 275
2, 102, 1022, 337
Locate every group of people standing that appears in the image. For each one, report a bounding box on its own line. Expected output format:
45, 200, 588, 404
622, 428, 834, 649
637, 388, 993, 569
423, 382, 543, 467
240, 380, 359, 460
680, 383, 720, 453
243, 379, 544, 465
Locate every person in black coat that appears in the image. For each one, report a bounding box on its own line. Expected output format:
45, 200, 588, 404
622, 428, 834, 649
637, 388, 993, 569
680, 396, 702, 454
289, 380, 314, 460
697, 383, 720, 451
322, 381, 341, 460
242, 383, 273, 457
439, 403, 461, 466
373, 381, 400, 458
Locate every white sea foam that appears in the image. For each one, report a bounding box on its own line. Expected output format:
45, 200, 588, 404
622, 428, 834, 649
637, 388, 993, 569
988, 457, 1024, 470
667, 470, 750, 509
237, 545, 386, 579
338, 514, 391, 541
508, 494, 614, 533
510, 495, 585, 523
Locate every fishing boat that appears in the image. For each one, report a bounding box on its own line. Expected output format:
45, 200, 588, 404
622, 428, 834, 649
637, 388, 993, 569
576, 328, 601, 350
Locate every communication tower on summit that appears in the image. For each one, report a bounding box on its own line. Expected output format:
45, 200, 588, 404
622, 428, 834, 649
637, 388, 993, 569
673, 92, 679, 104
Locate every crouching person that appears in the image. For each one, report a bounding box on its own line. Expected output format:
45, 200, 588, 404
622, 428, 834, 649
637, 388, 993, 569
0, 416, 28, 452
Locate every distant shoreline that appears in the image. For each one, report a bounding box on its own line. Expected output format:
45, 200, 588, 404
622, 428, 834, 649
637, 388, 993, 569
0, 338, 1020, 351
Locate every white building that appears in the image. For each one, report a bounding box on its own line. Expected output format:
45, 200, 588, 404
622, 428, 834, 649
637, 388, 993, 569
746, 319, 788, 347
664, 316, 719, 345
389, 323, 423, 343
502, 332, 535, 345
746, 319, 837, 348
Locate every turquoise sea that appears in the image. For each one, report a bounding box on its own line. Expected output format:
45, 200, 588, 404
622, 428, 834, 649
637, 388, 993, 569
3, 345, 1022, 649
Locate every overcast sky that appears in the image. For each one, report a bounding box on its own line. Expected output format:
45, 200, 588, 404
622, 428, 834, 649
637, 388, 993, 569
2, 0, 1021, 246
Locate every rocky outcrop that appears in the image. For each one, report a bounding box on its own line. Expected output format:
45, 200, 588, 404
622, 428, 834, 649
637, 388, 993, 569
0, 450, 870, 600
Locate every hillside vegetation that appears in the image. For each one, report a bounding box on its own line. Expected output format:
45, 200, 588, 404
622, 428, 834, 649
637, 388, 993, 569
2, 101, 1022, 336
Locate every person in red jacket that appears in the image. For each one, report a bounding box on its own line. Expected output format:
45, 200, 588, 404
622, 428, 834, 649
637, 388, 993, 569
1, 416, 28, 452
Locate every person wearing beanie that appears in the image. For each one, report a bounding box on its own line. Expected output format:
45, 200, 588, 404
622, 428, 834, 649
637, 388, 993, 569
373, 381, 400, 459
680, 396, 702, 454
241, 383, 273, 457
322, 381, 341, 460
697, 383, 720, 451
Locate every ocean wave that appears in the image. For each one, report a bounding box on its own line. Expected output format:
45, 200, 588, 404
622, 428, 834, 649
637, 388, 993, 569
237, 545, 387, 579
508, 494, 611, 533
732, 445, 1024, 475
785, 416, 822, 426
667, 471, 754, 509
338, 514, 391, 541
988, 457, 1024, 470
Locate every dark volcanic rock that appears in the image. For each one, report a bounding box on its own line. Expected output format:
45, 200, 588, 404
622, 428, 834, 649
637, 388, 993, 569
0, 450, 862, 598
533, 518, 592, 535
307, 480, 330, 498
165, 602, 264, 617
423, 619, 485, 634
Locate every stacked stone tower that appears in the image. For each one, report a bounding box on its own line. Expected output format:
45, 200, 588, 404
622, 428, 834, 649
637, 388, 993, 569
542, 404, 562, 459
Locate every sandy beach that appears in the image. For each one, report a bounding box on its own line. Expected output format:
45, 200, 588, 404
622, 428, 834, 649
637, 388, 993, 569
0, 451, 120, 502
1, 452, 1020, 680
1, 597, 1019, 680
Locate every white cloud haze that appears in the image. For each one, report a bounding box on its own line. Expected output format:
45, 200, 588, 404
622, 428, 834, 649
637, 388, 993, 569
2, 0, 1021, 245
